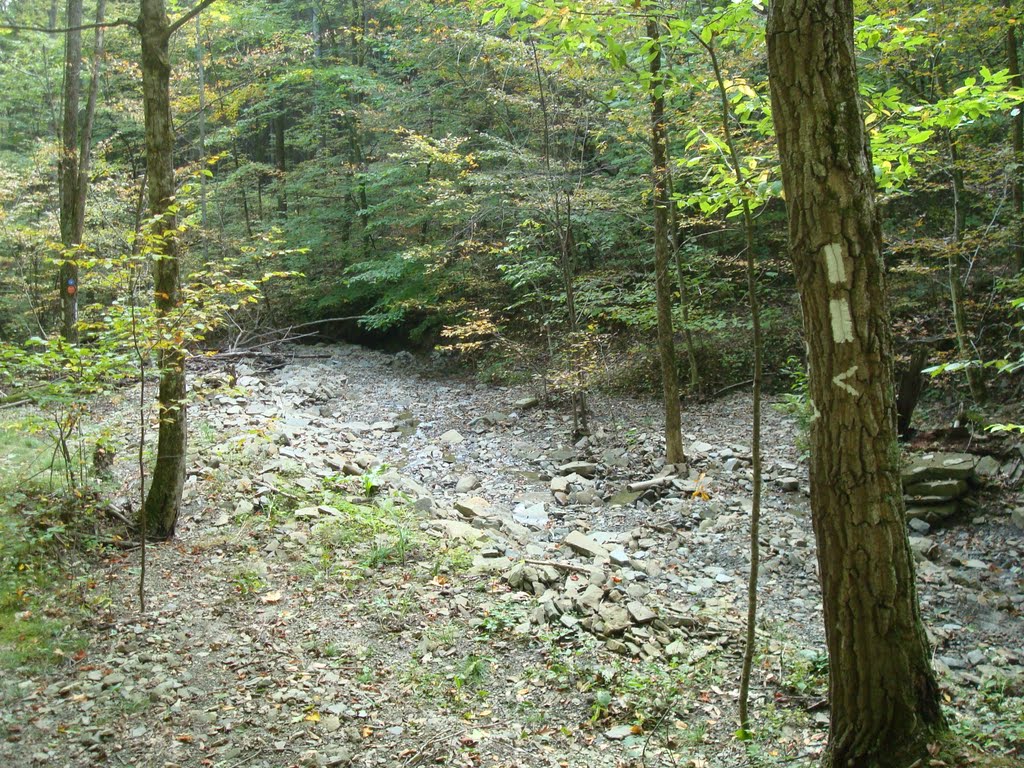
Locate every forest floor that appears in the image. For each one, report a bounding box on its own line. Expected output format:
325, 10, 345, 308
1, 342, 1022, 768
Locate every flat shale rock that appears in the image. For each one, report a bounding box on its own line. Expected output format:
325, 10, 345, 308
904, 479, 968, 499
556, 461, 599, 478
563, 531, 610, 560
902, 453, 977, 484
906, 503, 959, 524
598, 604, 631, 635
454, 496, 490, 519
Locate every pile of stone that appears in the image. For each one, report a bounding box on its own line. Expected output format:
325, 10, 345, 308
499, 529, 734, 660
901, 452, 996, 526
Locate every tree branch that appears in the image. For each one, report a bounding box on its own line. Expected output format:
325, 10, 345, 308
0, 18, 136, 34
168, 0, 218, 37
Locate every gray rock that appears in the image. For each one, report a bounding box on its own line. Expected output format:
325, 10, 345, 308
454, 497, 490, 519
907, 536, 938, 561
471, 556, 513, 574
1011, 507, 1024, 530
902, 453, 977, 484
604, 724, 635, 741
505, 563, 528, 589
557, 461, 599, 478
966, 649, 986, 667
665, 639, 687, 657
513, 502, 549, 530
577, 584, 604, 612
777, 476, 800, 492
609, 490, 643, 506
906, 502, 959, 523
455, 474, 481, 493
974, 455, 1000, 478
609, 549, 631, 568
598, 604, 631, 635
563, 531, 610, 560
430, 519, 486, 544
904, 479, 967, 499
514, 396, 540, 410
438, 429, 464, 445
908, 517, 931, 534
626, 601, 657, 624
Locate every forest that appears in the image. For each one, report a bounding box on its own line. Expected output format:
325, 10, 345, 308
0, 0, 1022, 766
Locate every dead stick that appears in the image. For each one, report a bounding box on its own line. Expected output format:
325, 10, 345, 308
523, 558, 595, 575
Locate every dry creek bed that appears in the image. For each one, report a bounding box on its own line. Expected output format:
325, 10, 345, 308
1, 342, 1022, 768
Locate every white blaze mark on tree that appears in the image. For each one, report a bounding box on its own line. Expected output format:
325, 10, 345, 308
832, 365, 860, 396
823, 242, 846, 284
829, 298, 855, 343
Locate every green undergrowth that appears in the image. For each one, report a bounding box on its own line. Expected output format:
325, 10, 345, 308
0, 417, 90, 675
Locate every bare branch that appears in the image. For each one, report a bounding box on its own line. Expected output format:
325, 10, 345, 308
168, 0, 218, 37
0, 18, 136, 34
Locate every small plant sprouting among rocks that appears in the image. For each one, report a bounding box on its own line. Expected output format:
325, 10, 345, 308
230, 569, 267, 596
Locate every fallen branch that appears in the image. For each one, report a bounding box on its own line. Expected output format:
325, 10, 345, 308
626, 476, 677, 493
711, 378, 753, 398
523, 558, 595, 575
102, 505, 136, 529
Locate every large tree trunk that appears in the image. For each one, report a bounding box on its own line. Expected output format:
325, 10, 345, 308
766, 2, 945, 766
648, 18, 684, 465
140, 0, 186, 540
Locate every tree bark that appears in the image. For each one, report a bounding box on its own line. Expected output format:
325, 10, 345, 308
648, 18, 684, 465
766, 2, 945, 766
1007, 2, 1024, 272
140, 0, 186, 540
945, 132, 987, 404
77, 0, 105, 229
58, 0, 83, 342
57, 0, 105, 343
196, 14, 207, 231
274, 114, 287, 216
667, 169, 701, 391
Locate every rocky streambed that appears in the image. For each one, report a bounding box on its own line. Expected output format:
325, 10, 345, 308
2, 343, 1022, 768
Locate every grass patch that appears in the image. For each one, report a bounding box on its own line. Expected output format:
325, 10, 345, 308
0, 612, 84, 671
0, 416, 89, 674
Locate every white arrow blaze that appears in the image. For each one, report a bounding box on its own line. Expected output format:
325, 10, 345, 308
832, 365, 860, 396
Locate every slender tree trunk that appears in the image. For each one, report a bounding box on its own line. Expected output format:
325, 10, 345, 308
77, 0, 105, 231
667, 169, 701, 391
696, 31, 763, 732
196, 14, 207, 231
43, 0, 62, 139
647, 18, 684, 465
945, 132, 987, 403
274, 115, 287, 216
58, 0, 105, 343
58, 0, 83, 342
140, 0, 186, 540
531, 40, 587, 435
1007, 2, 1024, 272
232, 147, 254, 239
766, 2, 945, 766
